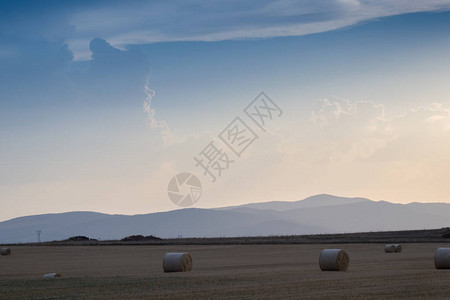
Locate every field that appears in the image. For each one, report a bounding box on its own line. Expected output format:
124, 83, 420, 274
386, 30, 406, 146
1, 244, 450, 299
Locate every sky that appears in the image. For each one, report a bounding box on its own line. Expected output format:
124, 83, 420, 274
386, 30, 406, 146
1, 0, 450, 221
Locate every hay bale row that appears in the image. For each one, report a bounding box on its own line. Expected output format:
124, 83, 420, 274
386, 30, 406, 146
319, 249, 349, 271
385, 244, 402, 253
1, 247, 11, 256
7, 247, 450, 278
150, 247, 450, 273
163, 252, 193, 273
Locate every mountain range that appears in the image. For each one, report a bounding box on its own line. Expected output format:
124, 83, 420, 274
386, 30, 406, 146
1, 194, 449, 243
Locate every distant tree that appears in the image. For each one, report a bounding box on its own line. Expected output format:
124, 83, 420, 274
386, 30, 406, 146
66, 236, 98, 241
121, 235, 161, 241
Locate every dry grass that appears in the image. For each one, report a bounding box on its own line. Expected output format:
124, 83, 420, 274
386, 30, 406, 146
1, 244, 450, 299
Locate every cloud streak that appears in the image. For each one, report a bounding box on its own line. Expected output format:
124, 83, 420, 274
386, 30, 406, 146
143, 75, 175, 147
67, 0, 450, 60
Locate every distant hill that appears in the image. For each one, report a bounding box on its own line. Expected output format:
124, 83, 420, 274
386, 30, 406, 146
0, 194, 449, 243
218, 194, 371, 211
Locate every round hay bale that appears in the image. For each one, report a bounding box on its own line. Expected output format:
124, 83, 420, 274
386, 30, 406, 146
163, 252, 193, 273
434, 248, 450, 269
1, 247, 11, 256
384, 244, 396, 253
43, 273, 62, 278
394, 244, 402, 253
319, 249, 349, 271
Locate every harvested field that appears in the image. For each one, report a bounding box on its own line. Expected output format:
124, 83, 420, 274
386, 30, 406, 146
1, 244, 450, 299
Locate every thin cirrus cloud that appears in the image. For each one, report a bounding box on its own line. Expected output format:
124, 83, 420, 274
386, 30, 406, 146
306, 97, 450, 163
67, 0, 450, 60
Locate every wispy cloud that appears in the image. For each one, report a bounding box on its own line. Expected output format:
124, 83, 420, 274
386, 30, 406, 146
143, 75, 176, 147
67, 0, 450, 60
308, 96, 392, 162
304, 96, 450, 163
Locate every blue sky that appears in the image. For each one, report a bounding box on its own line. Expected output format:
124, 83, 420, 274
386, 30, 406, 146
1, 1, 450, 221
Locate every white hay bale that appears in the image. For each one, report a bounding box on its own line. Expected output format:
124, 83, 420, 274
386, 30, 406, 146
1, 247, 11, 255
385, 244, 402, 253
384, 244, 396, 253
319, 249, 349, 271
43, 273, 62, 278
434, 248, 450, 269
163, 252, 193, 273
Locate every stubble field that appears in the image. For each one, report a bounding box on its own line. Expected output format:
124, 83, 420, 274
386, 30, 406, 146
1, 243, 449, 299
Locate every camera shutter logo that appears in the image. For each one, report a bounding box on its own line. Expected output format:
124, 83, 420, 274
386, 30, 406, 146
167, 173, 202, 207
